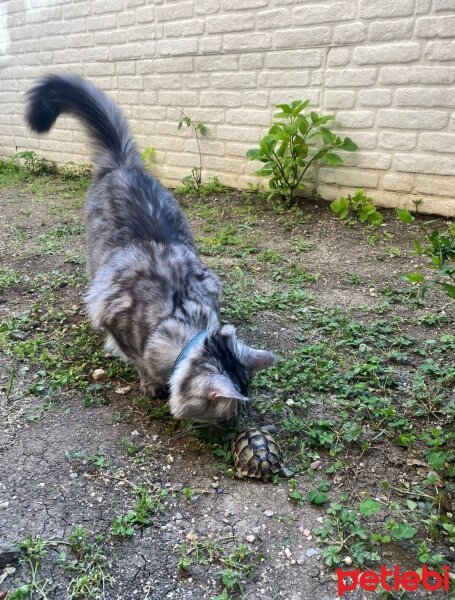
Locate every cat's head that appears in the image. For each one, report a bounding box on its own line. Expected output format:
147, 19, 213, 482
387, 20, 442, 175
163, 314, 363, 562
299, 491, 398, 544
169, 325, 276, 428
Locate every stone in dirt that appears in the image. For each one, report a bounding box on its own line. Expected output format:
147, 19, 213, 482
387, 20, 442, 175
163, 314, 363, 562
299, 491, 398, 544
0, 543, 20, 568
92, 368, 106, 381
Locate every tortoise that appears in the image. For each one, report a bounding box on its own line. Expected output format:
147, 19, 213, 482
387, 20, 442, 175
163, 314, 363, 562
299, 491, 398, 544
231, 427, 293, 481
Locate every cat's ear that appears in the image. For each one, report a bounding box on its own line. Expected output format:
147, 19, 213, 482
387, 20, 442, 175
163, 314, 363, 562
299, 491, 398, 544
239, 346, 277, 374
208, 375, 249, 402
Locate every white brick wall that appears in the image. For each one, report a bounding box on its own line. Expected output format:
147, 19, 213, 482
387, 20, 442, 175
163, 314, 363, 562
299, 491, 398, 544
1, 0, 454, 215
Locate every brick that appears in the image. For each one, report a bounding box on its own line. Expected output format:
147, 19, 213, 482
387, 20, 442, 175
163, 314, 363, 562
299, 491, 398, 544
239, 53, 264, 70
222, 0, 268, 8
369, 19, 414, 42
327, 48, 351, 67
164, 20, 205, 38
359, 89, 392, 107
396, 88, 455, 108
144, 75, 181, 90
195, 0, 220, 14
53, 49, 83, 63
379, 132, 417, 150
336, 111, 375, 128
200, 37, 222, 53
204, 155, 246, 173
258, 71, 311, 88
70, 18, 87, 33
127, 25, 158, 42
40, 37, 66, 50
360, 0, 414, 18
270, 89, 320, 106
118, 76, 144, 90
416, 0, 431, 13
257, 8, 292, 29
118, 91, 141, 104
226, 141, 253, 157
211, 73, 255, 88
158, 91, 198, 106
345, 152, 392, 170
294, 2, 356, 25
86, 15, 117, 31
380, 66, 455, 85
416, 16, 455, 38
243, 91, 269, 107
326, 69, 377, 87
353, 43, 420, 65
155, 57, 194, 73
265, 49, 322, 69
382, 173, 415, 192
434, 0, 455, 10
200, 91, 242, 107
327, 168, 379, 188
425, 41, 455, 61
179, 108, 226, 123
92, 0, 123, 13
157, 1, 193, 21
347, 132, 377, 150
415, 175, 455, 197
324, 91, 356, 109
206, 13, 254, 33
419, 133, 455, 153
378, 110, 448, 130
136, 6, 155, 23
95, 30, 126, 44
182, 74, 211, 88
274, 27, 331, 48
67, 34, 93, 48
157, 39, 199, 56
118, 12, 136, 27
62, 2, 90, 18
395, 154, 455, 176
109, 44, 143, 60
195, 55, 238, 71
80, 47, 110, 62
224, 33, 272, 51
186, 139, 225, 155
226, 108, 272, 126
334, 23, 368, 44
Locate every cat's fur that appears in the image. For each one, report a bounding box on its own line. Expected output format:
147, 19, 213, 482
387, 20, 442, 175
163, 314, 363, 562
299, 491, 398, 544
25, 73, 276, 428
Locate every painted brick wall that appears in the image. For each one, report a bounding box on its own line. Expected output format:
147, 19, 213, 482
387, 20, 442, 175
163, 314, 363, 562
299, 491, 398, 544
1, 0, 454, 215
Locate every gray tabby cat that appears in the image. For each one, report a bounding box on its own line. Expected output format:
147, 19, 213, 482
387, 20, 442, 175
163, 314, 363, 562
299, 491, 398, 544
25, 74, 276, 428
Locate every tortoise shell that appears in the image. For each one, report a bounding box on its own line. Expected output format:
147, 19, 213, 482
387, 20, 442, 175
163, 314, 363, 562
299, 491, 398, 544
231, 428, 285, 480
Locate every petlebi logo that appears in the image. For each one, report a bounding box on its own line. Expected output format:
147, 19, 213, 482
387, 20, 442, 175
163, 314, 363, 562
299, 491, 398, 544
336, 565, 452, 596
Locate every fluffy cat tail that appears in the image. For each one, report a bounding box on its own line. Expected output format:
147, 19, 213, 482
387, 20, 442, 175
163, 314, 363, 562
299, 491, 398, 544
25, 73, 143, 174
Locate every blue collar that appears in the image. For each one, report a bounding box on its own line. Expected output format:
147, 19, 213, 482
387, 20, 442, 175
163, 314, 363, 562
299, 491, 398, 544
171, 331, 208, 375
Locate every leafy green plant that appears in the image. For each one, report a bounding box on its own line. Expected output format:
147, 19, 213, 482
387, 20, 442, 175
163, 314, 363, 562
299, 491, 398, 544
140, 146, 156, 170
246, 100, 357, 204
110, 487, 168, 537
330, 189, 383, 225
176, 110, 208, 193
13, 150, 57, 175
0, 267, 21, 290
61, 526, 113, 599
396, 206, 455, 299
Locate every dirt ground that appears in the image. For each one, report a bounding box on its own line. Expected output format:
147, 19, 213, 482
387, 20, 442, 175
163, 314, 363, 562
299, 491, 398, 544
0, 171, 454, 600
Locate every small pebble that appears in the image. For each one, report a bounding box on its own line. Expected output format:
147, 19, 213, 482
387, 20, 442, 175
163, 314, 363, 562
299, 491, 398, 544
211, 482, 219, 489
306, 548, 318, 558
166, 455, 174, 464
343, 556, 352, 566
186, 532, 196, 542
284, 548, 292, 559
115, 385, 131, 395
310, 460, 322, 470
316, 516, 324, 523
175, 513, 183, 520
264, 510, 274, 517
303, 529, 311, 537
246, 535, 255, 543
91, 368, 106, 381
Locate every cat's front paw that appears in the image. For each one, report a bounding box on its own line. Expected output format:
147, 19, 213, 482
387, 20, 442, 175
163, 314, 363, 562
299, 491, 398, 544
140, 380, 169, 400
